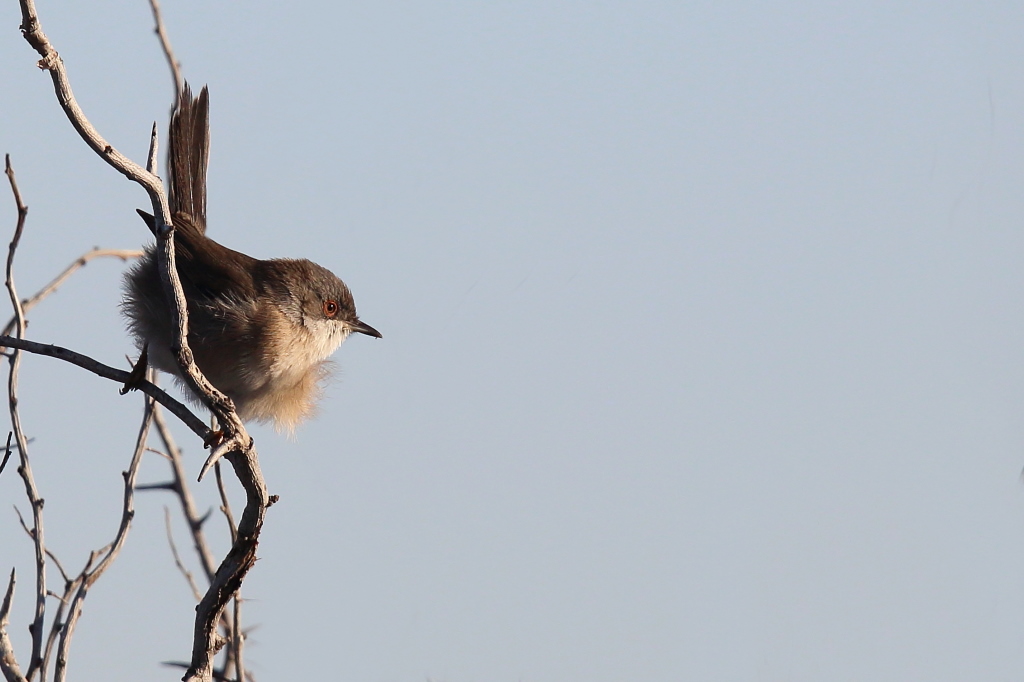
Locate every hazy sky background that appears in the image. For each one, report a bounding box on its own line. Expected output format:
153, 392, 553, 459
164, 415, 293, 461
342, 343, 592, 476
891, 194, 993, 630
3, 1, 1024, 680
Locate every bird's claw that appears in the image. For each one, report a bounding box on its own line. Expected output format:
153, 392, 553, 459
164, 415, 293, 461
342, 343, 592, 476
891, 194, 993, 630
120, 344, 149, 395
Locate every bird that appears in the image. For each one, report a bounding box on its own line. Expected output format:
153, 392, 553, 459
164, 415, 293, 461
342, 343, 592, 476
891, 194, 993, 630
122, 84, 380, 431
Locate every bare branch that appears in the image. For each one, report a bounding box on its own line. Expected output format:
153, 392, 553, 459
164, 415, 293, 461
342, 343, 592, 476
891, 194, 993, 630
12, 510, 72, 586
38, 571, 79, 682
0, 573, 14, 622
0, 433, 11, 479
1, 170, 178, 677
5, 153, 45, 681
0, 569, 26, 682
0, 335, 209, 439
231, 596, 244, 682
148, 0, 184, 103
145, 446, 172, 460
214, 463, 237, 544
2, 158, 26, 234
165, 506, 203, 602
44, 547, 70, 586
214, 458, 245, 681
12, 506, 31, 539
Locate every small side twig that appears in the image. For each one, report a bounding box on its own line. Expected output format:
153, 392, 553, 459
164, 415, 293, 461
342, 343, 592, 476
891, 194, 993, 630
11, 511, 71, 588
165, 506, 203, 602
0, 432, 11, 478
213, 462, 237, 544
148, 0, 184, 104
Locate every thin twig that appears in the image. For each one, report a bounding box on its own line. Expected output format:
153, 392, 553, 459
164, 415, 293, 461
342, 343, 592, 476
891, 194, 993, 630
11, 511, 71, 585
12, 506, 31, 539
44, 547, 70, 585
0, 248, 142, 338
0, 433, 10, 478
214, 462, 237, 544
5, 153, 45, 681
145, 445, 172, 459
148, 0, 184, 104
165, 506, 203, 602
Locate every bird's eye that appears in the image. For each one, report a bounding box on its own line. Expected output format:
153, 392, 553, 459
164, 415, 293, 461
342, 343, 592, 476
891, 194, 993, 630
323, 299, 339, 318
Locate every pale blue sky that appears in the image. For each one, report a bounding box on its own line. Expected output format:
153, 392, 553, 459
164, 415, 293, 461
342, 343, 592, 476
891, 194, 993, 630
3, 1, 1024, 680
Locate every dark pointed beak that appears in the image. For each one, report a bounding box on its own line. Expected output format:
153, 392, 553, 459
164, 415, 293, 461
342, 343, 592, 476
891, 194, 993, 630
352, 319, 382, 339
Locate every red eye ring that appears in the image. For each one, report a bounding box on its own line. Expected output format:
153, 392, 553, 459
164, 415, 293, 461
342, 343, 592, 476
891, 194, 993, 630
323, 299, 339, 318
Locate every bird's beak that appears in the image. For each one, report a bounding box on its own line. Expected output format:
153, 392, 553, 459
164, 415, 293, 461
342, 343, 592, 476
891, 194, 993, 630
351, 319, 382, 339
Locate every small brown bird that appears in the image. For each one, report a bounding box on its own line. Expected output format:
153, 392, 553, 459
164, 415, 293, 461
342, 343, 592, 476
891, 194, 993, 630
123, 85, 380, 431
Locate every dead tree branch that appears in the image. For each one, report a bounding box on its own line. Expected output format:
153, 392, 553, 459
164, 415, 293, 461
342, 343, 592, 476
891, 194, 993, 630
16, 1, 270, 677
0, 335, 208, 439
4, 154, 46, 681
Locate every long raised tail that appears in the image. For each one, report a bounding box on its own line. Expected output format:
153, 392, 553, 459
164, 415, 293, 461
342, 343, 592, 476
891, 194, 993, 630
168, 83, 210, 234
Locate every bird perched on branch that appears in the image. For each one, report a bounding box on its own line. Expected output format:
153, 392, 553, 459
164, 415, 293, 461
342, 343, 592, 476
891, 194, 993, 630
123, 84, 380, 431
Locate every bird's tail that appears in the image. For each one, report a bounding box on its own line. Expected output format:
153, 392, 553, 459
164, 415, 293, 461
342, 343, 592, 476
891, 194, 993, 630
168, 83, 210, 235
